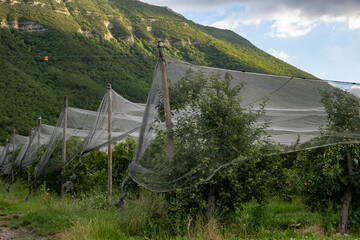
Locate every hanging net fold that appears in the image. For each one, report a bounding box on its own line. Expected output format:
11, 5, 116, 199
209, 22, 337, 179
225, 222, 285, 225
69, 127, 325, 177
0, 145, 7, 167
0, 146, 4, 156
118, 55, 360, 195
16, 124, 54, 169
0, 134, 28, 176
33, 107, 96, 181
80, 89, 145, 155
64, 88, 145, 189
3, 123, 56, 190
23, 107, 102, 200
23, 87, 144, 196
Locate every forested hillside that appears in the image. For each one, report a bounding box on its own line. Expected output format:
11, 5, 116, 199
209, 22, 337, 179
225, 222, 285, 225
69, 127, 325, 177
0, 0, 315, 142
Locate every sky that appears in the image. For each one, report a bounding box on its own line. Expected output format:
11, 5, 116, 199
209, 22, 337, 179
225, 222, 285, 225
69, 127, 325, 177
140, 0, 360, 85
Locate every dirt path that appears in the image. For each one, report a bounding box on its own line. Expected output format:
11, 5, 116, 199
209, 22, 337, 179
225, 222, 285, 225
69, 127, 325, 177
0, 213, 51, 240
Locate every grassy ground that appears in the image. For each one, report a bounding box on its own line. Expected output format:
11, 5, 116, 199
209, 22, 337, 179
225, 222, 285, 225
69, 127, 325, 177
0, 182, 359, 239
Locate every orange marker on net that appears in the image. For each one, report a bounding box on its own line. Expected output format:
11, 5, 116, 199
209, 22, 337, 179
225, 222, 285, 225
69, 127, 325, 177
44, 56, 48, 61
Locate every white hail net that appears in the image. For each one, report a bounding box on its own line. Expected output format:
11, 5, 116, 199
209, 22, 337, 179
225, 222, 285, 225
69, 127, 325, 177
0, 146, 6, 167
33, 107, 95, 180
80, 89, 144, 155
64, 88, 145, 189
21, 88, 144, 194
119, 56, 360, 193
2, 53, 357, 202
0, 134, 28, 175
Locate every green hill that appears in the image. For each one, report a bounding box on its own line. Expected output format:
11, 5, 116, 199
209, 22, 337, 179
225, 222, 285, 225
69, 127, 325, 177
0, 0, 315, 142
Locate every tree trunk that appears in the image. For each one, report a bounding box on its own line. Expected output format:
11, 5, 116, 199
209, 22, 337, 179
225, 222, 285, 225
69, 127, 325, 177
337, 153, 354, 234
205, 184, 217, 221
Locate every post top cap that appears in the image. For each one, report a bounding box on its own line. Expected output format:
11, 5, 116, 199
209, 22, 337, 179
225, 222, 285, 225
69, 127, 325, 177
38, 116, 42, 120
157, 41, 164, 47
107, 83, 112, 89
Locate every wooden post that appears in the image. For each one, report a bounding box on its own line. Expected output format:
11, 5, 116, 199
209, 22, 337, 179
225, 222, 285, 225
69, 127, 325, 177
157, 41, 174, 162
12, 129, 15, 156
5, 138, 8, 154
107, 83, 113, 200
61, 96, 67, 200
3, 138, 8, 164
38, 116, 42, 149
29, 116, 41, 186
11, 129, 15, 182
26, 128, 33, 185
28, 128, 33, 152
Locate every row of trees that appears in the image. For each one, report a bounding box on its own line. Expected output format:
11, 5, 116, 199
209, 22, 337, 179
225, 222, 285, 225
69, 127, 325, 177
151, 72, 360, 234
2, 71, 359, 235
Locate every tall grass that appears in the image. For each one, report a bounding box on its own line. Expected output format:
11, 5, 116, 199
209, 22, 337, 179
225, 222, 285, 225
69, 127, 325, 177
1, 182, 360, 239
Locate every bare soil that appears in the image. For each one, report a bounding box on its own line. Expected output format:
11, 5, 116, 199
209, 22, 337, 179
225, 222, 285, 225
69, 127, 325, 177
0, 213, 54, 240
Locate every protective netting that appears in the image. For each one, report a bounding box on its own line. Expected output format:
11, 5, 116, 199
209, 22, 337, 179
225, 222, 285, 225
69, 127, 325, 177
0, 145, 7, 167
80, 88, 144, 155
1, 50, 358, 204
33, 107, 95, 180
21, 106, 97, 199
120, 55, 360, 194
9, 124, 54, 181
0, 146, 4, 156
64, 87, 145, 189
0, 134, 28, 175
19, 87, 145, 195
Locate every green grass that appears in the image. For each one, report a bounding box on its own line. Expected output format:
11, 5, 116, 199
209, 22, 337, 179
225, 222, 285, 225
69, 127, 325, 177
0, 182, 359, 239
0, 183, 127, 238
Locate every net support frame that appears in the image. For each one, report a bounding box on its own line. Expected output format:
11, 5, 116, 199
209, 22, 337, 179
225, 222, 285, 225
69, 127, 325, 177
158, 41, 174, 162
11, 129, 15, 182
107, 83, 113, 200
61, 96, 67, 200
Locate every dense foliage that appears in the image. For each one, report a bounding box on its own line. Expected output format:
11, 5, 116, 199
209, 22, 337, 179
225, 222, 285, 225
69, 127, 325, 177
296, 88, 360, 230
136, 71, 288, 226
15, 138, 136, 196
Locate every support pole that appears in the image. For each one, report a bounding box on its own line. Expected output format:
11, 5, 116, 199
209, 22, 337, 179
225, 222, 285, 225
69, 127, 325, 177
157, 41, 174, 162
12, 129, 15, 151
26, 128, 33, 186
38, 116, 42, 149
28, 128, 33, 157
107, 83, 113, 200
2, 138, 8, 165
5, 139, 9, 155
11, 129, 15, 182
61, 96, 67, 200
30, 116, 41, 186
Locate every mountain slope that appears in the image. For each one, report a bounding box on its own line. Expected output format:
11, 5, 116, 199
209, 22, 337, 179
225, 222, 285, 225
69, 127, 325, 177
0, 0, 315, 142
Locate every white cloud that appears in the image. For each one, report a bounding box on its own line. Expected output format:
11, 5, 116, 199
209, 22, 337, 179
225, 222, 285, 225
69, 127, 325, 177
349, 16, 360, 30
211, 13, 242, 29
268, 48, 289, 61
327, 82, 360, 97
270, 20, 316, 38
141, 0, 360, 38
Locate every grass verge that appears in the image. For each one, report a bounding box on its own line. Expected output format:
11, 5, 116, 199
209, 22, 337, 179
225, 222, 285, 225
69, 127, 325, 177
0, 182, 359, 239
